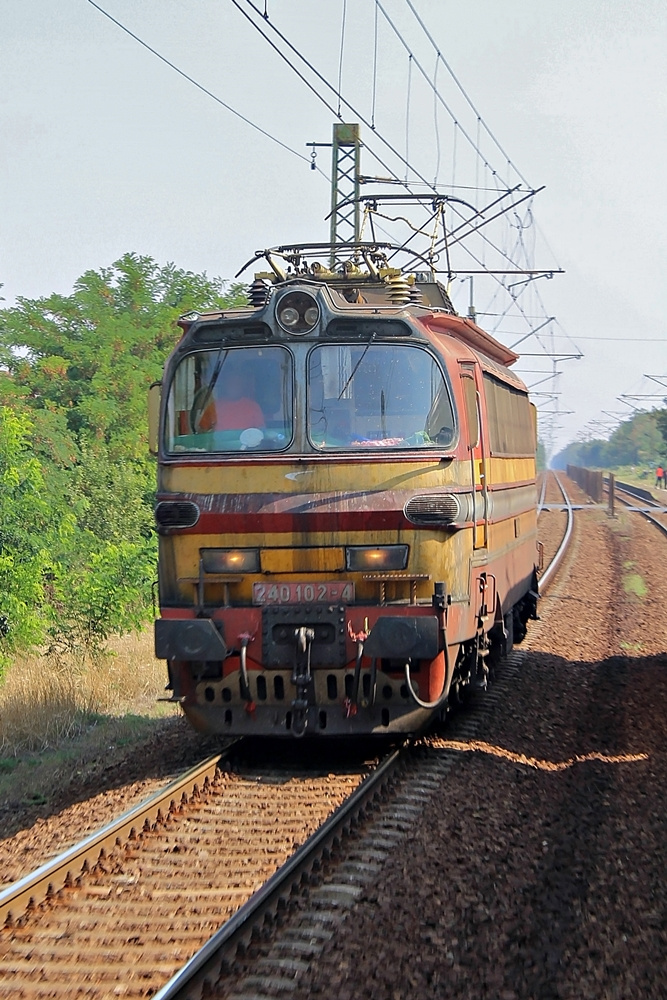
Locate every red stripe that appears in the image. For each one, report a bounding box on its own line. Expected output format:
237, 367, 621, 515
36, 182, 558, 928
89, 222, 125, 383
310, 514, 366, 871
182, 508, 406, 534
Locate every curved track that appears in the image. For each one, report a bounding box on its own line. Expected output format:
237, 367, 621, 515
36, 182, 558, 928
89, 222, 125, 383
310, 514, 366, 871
0, 484, 574, 999
539, 472, 574, 593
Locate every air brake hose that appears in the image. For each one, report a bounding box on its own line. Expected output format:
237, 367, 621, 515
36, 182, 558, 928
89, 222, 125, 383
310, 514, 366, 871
351, 640, 364, 704
369, 657, 378, 706
347, 622, 369, 706
239, 635, 252, 702
404, 637, 453, 710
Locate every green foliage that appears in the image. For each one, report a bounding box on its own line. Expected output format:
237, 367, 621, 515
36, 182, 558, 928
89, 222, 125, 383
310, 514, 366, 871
553, 410, 666, 471
0, 407, 74, 670
0, 253, 247, 461
50, 538, 157, 658
0, 255, 247, 664
654, 409, 667, 450
69, 450, 155, 546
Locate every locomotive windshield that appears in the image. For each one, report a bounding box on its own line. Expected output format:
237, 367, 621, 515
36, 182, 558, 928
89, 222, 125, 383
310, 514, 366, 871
165, 345, 293, 452
308, 343, 455, 450
163, 342, 455, 454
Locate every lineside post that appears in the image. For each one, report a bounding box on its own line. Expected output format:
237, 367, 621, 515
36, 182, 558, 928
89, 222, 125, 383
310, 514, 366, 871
330, 123, 361, 267
608, 472, 616, 517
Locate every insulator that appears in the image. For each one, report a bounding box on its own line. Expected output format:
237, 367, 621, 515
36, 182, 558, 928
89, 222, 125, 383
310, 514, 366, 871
249, 278, 270, 308
409, 285, 424, 304
386, 274, 411, 305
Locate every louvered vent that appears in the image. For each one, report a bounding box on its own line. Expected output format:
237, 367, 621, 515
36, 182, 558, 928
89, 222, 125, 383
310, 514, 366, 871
404, 494, 460, 525
155, 501, 200, 530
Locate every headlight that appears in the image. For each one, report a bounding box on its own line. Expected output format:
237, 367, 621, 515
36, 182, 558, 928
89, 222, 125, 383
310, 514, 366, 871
276, 291, 320, 334
201, 548, 260, 573
345, 545, 409, 571
279, 306, 300, 328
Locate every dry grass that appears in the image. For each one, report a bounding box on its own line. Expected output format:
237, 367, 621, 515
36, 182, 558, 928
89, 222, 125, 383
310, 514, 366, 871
0, 630, 175, 755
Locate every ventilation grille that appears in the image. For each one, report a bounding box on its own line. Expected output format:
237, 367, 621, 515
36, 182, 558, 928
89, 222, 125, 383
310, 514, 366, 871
155, 501, 200, 530
404, 494, 460, 525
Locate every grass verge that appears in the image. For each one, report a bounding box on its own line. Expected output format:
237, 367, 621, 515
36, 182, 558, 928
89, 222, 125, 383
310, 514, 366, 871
0, 631, 179, 820
0, 631, 172, 756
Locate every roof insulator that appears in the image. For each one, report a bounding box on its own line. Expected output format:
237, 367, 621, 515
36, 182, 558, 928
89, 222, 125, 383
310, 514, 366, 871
249, 278, 270, 308
386, 273, 411, 305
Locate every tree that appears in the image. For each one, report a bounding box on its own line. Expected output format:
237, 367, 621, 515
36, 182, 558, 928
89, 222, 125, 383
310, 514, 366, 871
0, 407, 74, 670
553, 410, 666, 471
0, 253, 247, 461
655, 409, 667, 454
0, 256, 247, 661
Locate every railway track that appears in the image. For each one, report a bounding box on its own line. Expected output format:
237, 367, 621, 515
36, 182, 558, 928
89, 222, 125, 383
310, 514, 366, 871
606, 478, 667, 537
538, 471, 573, 593
0, 482, 574, 999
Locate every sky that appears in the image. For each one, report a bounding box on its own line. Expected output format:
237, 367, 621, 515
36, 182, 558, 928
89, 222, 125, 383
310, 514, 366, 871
1, 0, 666, 458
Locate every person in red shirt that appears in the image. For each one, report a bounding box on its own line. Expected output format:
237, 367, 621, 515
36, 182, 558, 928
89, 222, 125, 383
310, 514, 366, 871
199, 371, 264, 432
656, 466, 664, 488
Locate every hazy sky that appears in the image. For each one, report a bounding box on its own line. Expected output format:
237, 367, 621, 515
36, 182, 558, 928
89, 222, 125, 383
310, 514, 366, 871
2, 1, 666, 455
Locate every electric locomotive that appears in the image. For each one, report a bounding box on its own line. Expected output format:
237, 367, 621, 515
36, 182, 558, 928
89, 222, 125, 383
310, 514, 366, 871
150, 244, 538, 737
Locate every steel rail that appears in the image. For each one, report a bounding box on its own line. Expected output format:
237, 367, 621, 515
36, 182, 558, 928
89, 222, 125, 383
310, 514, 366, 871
606, 479, 667, 540
152, 744, 406, 1000
539, 471, 574, 594
537, 472, 548, 515
0, 752, 223, 927
1, 477, 566, 995
146, 470, 572, 1000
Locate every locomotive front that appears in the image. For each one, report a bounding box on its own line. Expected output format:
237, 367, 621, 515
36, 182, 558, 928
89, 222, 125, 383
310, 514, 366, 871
152, 260, 534, 737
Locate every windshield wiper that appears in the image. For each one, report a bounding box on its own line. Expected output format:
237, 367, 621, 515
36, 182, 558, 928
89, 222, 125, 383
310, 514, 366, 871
337, 333, 376, 400
190, 348, 229, 432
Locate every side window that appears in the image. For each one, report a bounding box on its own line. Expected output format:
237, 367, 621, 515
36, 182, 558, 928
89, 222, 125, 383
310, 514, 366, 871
482, 373, 534, 456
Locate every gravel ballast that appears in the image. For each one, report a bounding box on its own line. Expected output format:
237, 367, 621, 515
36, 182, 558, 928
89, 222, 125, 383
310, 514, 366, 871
266, 486, 667, 1000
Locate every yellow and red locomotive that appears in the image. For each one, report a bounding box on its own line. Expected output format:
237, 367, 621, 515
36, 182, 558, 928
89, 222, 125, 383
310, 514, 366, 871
151, 244, 538, 737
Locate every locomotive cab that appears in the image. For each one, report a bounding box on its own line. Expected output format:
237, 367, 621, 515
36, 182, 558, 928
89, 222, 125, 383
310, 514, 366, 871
152, 253, 538, 737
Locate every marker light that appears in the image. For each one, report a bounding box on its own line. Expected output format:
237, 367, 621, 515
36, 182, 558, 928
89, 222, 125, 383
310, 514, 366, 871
201, 548, 260, 574
276, 291, 320, 334
154, 501, 200, 530
345, 545, 409, 572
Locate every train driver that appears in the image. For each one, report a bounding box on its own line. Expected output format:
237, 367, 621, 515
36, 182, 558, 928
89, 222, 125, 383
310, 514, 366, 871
199, 369, 265, 432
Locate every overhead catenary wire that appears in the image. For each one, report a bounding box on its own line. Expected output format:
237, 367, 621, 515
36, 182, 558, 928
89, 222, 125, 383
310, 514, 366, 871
233, 0, 547, 294
84, 0, 324, 175
337, 0, 347, 118
234, 0, 440, 196
89, 0, 561, 364
371, 0, 379, 129
403, 0, 531, 188
375, 0, 528, 190
432, 54, 441, 188
405, 55, 413, 185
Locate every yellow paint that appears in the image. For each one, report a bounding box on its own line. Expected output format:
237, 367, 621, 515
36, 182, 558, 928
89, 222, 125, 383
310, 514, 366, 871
162, 459, 459, 495
486, 456, 535, 484
261, 547, 345, 573
159, 450, 537, 615
161, 454, 534, 496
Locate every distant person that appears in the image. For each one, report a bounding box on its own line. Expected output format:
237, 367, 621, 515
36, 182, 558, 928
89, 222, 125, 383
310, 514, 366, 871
200, 371, 264, 431
656, 466, 664, 488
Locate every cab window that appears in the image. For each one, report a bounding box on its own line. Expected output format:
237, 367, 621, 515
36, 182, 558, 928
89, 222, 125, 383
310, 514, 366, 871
307, 343, 455, 451
165, 346, 293, 452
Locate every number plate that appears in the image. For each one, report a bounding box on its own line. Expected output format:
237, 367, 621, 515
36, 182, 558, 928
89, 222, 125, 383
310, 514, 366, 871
253, 581, 355, 605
